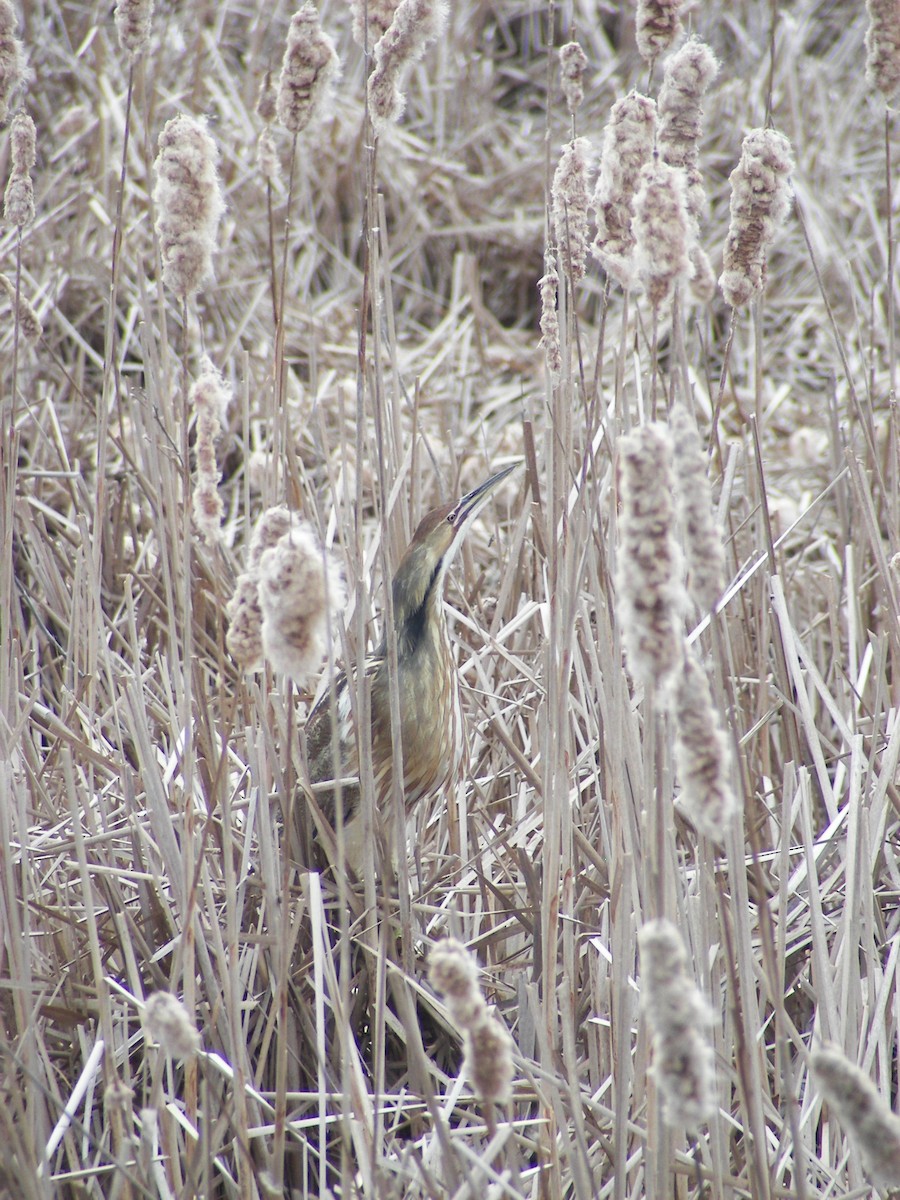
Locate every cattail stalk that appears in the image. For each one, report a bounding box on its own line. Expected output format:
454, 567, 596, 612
591, 92, 657, 289
0, 0, 25, 126
551, 137, 591, 283
719, 128, 794, 308
276, 3, 340, 135
638, 919, 716, 1127
367, 0, 448, 130
812, 1045, 900, 1189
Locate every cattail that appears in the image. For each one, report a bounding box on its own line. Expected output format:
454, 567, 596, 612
538, 258, 562, 377
258, 524, 345, 683
616, 423, 685, 690
367, 0, 448, 130
671, 649, 737, 842
658, 37, 719, 228
226, 572, 264, 671
591, 92, 657, 289
4, 111, 34, 228
559, 41, 588, 115
190, 357, 230, 544
429, 938, 515, 1105
276, 3, 340, 135
249, 505, 295, 566
719, 128, 794, 308
350, 0, 401, 48
670, 404, 725, 610
632, 157, 691, 307
551, 137, 591, 282
812, 1045, 900, 1189
256, 71, 277, 124
0, 272, 41, 343
257, 128, 280, 186
152, 114, 224, 299
638, 919, 716, 1127
635, 0, 684, 66
0, 0, 25, 126
866, 0, 900, 99
114, 0, 154, 60
143, 992, 201, 1060
688, 244, 716, 304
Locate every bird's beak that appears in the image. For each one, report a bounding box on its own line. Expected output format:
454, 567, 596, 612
450, 462, 520, 527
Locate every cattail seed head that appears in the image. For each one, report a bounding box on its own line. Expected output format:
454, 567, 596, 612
638, 919, 716, 1127
350, 0, 402, 48
9, 107, 33, 170
257, 127, 281, 186
635, 0, 685, 66
559, 41, 588, 114
866, 0, 900, 99
428, 937, 487, 1029
256, 72, 277, 123
276, 3, 340, 135
538, 257, 562, 378
719, 127, 794, 308
465, 1012, 515, 1105
249, 505, 295, 566
0, 0, 25, 126
367, 0, 448, 130
258, 524, 345, 683
551, 137, 591, 282
0, 272, 41, 343
115, 0, 154, 61
670, 404, 726, 610
152, 114, 224, 298
190, 356, 230, 544
632, 157, 691, 307
226, 572, 264, 671
688, 244, 716, 304
143, 992, 201, 1060
4, 110, 34, 227
812, 1045, 900, 1189
616, 423, 685, 690
658, 37, 719, 226
591, 91, 657, 289
671, 650, 737, 842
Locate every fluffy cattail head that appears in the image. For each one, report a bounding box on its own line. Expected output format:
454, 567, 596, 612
143, 992, 201, 1060
0, 272, 41, 343
812, 1045, 900, 1189
538, 256, 562, 379
551, 136, 591, 282
638, 919, 716, 1127
866, 0, 900, 99
616, 423, 685, 690
635, 0, 684, 65
276, 3, 340, 135
4, 110, 35, 227
591, 91, 657, 288
152, 114, 224, 298
669, 404, 726, 610
632, 156, 691, 307
367, 0, 448, 130
658, 37, 719, 227
671, 649, 737, 842
350, 0, 402, 48
258, 524, 345, 683
719, 127, 794, 308
559, 41, 588, 115
226, 572, 264, 671
115, 0, 154, 61
190, 357, 230, 544
0, 0, 25, 126
249, 505, 295, 566
428, 937, 487, 1029
465, 1013, 515, 1105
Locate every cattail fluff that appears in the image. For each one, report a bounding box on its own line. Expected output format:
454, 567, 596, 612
538, 256, 562, 378
0, 272, 41, 343
152, 115, 224, 298
258, 524, 345, 683
688, 245, 716, 304
4, 110, 34, 228
0, 0, 25, 126
671, 650, 737, 842
256, 72, 281, 187
551, 137, 591, 282
276, 3, 340, 135
631, 157, 691, 307
812, 1046, 900, 1189
114, 0, 154, 61
591, 92, 657, 288
638, 920, 716, 1126
635, 0, 684, 66
190, 357, 230, 544
429, 938, 516, 1105
670, 404, 725, 610
866, 0, 900, 99
143, 993, 201, 1060
559, 41, 588, 115
367, 0, 448, 131
658, 37, 719, 228
719, 128, 794, 308
350, 0, 401, 48
227, 507, 301, 671
616, 423, 685, 690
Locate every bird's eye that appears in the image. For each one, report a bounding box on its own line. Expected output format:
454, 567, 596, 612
447, 506, 461, 526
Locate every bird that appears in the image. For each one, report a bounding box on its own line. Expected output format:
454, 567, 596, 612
301, 464, 517, 876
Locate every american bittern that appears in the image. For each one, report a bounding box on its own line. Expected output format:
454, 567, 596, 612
303, 464, 516, 874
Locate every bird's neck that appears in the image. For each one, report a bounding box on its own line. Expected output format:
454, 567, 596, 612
385, 559, 447, 663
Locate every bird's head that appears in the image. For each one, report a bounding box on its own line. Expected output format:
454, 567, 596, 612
390, 463, 518, 646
